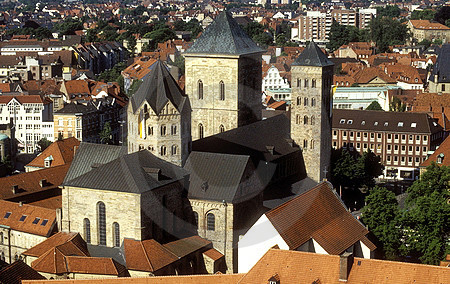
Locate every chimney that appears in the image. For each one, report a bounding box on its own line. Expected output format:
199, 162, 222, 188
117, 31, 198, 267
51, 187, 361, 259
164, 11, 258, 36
39, 179, 47, 187
339, 252, 354, 282
12, 185, 19, 194
143, 167, 161, 181
266, 145, 274, 155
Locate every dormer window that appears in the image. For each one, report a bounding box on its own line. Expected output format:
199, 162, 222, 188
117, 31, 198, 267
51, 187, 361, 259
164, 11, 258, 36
347, 120, 353, 124
411, 122, 417, 128
437, 153, 444, 164
268, 273, 280, 284
361, 120, 365, 125
374, 121, 378, 126
384, 122, 388, 126
340, 119, 346, 124
398, 122, 404, 127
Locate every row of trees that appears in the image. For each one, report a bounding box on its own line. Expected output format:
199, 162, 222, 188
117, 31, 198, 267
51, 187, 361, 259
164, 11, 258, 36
362, 164, 450, 264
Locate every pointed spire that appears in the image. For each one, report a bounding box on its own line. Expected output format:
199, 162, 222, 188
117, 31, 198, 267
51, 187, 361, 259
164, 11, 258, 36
185, 11, 264, 56
292, 41, 334, 67
130, 60, 187, 115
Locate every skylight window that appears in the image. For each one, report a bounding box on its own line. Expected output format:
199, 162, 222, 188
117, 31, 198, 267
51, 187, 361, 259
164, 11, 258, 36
347, 120, 353, 124
361, 120, 366, 125
41, 219, 48, 226
4, 212, 11, 219
384, 122, 388, 126
398, 122, 404, 127
411, 123, 417, 128
32, 217, 41, 225
340, 119, 346, 124
19, 215, 27, 222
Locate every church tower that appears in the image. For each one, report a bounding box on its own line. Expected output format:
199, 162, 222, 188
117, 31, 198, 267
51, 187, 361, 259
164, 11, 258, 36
290, 42, 334, 182
127, 60, 191, 166
183, 12, 264, 140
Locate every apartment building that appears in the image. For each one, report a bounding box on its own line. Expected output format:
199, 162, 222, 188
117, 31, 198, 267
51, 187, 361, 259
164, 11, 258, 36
0, 95, 53, 153
332, 109, 443, 181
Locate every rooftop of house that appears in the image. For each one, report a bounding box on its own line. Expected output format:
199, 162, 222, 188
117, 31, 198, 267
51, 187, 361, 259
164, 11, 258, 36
292, 41, 333, 67
410, 19, 450, 30
163, 236, 212, 259
0, 261, 45, 284
130, 60, 189, 115
23, 232, 89, 258
429, 44, 450, 83
26, 137, 80, 169
121, 57, 157, 80
421, 134, 450, 167
0, 200, 56, 237
185, 11, 264, 56
0, 95, 50, 105
332, 109, 442, 134
265, 182, 375, 253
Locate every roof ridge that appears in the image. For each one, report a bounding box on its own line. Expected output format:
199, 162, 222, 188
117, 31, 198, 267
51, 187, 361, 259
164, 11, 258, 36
141, 240, 154, 271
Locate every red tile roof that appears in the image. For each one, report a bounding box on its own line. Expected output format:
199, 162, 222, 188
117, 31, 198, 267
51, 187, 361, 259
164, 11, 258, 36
23, 232, 89, 258
0, 164, 69, 200
202, 248, 224, 261
163, 236, 211, 258
0, 260, 45, 284
27, 138, 80, 169
420, 134, 450, 167
0, 200, 56, 237
0, 95, 48, 104
122, 57, 158, 80
123, 238, 178, 272
65, 256, 128, 276
410, 20, 450, 30
265, 182, 374, 254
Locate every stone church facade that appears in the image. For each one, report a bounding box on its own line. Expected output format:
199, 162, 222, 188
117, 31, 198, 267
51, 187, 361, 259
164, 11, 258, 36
290, 42, 334, 182
184, 12, 264, 140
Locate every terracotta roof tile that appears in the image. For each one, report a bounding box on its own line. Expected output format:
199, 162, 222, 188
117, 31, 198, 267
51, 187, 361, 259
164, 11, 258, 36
265, 182, 372, 254
28, 196, 62, 210
202, 248, 224, 261
0, 200, 56, 237
0, 95, 46, 104
0, 261, 45, 284
122, 57, 158, 80
420, 134, 450, 167
410, 20, 450, 30
163, 236, 211, 258
27, 138, 80, 169
124, 238, 178, 272
23, 232, 89, 258
0, 164, 70, 200
65, 256, 128, 276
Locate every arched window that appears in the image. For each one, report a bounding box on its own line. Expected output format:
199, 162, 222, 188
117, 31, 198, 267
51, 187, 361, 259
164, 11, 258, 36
161, 145, 167, 156
297, 78, 301, 87
219, 125, 225, 133
219, 81, 225, 101
311, 140, 315, 149
311, 116, 315, 125
207, 213, 215, 231
304, 115, 309, 125
171, 125, 177, 135
312, 79, 316, 88
296, 115, 301, 125
0, 232, 3, 244
193, 211, 198, 228
148, 126, 153, 135
171, 145, 177, 155
97, 202, 106, 245
161, 125, 166, 136
304, 79, 309, 88
83, 218, 91, 244
311, 98, 316, 107
139, 144, 144, 151
304, 97, 308, 106
303, 139, 308, 149
113, 222, 120, 247
198, 124, 204, 139
297, 97, 301, 105
198, 80, 203, 100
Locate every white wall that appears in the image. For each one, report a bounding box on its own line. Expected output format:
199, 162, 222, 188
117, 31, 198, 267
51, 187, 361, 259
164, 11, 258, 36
237, 214, 288, 273
312, 238, 328, 255
361, 240, 373, 259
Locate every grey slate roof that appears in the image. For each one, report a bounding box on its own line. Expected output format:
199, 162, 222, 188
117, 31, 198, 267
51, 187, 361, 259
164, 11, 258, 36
184, 12, 264, 56
333, 109, 442, 134
55, 102, 97, 114
429, 43, 450, 83
130, 60, 188, 114
64, 149, 188, 194
292, 41, 334, 67
184, 151, 251, 203
63, 143, 128, 184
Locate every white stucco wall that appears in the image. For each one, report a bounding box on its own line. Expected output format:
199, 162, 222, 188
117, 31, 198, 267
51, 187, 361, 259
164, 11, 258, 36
361, 240, 373, 259
312, 238, 328, 255
237, 214, 288, 273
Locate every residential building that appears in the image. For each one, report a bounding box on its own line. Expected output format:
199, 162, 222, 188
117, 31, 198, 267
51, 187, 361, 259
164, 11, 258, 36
127, 60, 191, 166
428, 44, 450, 93
291, 41, 334, 182
0, 95, 53, 153
184, 152, 264, 273
0, 200, 57, 264
332, 109, 444, 180
407, 20, 450, 44
420, 134, 450, 174
184, 11, 264, 140
238, 182, 375, 273
25, 137, 79, 172
121, 57, 157, 93
262, 64, 290, 91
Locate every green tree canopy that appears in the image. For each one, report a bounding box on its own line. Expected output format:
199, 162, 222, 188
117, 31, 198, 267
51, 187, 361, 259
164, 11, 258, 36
376, 5, 402, 18
37, 137, 52, 151
99, 122, 113, 144
434, 6, 450, 26
362, 186, 401, 259
389, 96, 406, 112
326, 21, 366, 52
53, 18, 83, 36
366, 101, 383, 111
242, 21, 273, 47
143, 26, 176, 51
411, 9, 436, 21
369, 17, 410, 53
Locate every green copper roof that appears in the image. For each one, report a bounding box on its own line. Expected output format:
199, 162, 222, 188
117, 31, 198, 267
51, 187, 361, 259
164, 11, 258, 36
185, 12, 264, 56
292, 41, 334, 67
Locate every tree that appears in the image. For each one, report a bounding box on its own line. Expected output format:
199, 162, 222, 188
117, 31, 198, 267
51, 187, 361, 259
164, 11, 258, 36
366, 101, 383, 111
327, 22, 365, 52
362, 186, 401, 260
99, 122, 113, 144
376, 5, 401, 18
400, 163, 450, 265
411, 9, 436, 21
143, 26, 176, 51
53, 18, 83, 36
434, 6, 450, 26
37, 137, 52, 151
242, 21, 273, 47
389, 96, 406, 112
369, 17, 410, 53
